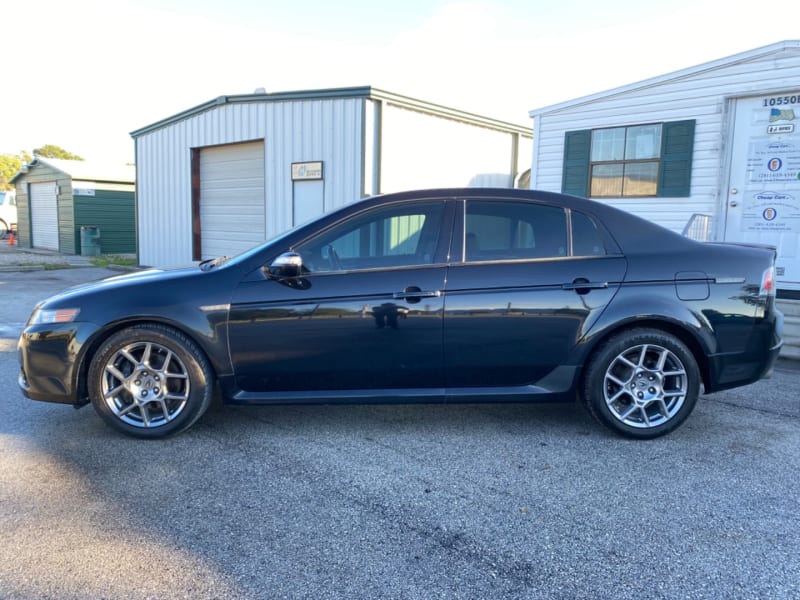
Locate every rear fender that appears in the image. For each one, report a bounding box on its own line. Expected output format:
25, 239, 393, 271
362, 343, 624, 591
570, 285, 717, 386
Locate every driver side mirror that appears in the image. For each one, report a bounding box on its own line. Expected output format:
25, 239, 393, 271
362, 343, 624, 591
268, 251, 303, 279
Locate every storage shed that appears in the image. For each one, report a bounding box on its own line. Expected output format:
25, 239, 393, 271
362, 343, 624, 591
527, 40, 800, 357
131, 86, 532, 267
10, 158, 136, 255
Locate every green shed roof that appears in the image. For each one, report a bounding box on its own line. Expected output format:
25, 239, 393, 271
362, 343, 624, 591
10, 158, 135, 184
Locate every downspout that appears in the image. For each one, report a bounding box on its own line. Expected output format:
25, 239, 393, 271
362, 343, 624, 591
530, 114, 542, 190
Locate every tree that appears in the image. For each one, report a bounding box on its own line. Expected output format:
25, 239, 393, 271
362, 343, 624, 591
33, 144, 84, 160
0, 151, 32, 191
0, 146, 84, 190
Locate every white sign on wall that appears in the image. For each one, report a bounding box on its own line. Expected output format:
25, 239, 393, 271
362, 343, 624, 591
73, 180, 96, 196
745, 140, 800, 183
291, 161, 323, 181
741, 190, 800, 232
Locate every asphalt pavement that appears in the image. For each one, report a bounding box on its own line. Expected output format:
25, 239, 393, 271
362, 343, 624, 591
1, 264, 799, 600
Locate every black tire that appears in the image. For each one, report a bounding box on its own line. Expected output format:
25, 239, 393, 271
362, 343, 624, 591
0, 219, 7, 240
582, 328, 700, 439
88, 324, 215, 438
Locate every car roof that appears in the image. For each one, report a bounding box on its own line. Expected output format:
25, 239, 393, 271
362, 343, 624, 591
355, 188, 693, 253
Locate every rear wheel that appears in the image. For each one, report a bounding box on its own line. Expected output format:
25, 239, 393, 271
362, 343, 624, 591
88, 324, 214, 438
582, 329, 700, 439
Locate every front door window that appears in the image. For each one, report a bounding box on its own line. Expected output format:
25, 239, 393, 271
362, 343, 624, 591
296, 202, 445, 273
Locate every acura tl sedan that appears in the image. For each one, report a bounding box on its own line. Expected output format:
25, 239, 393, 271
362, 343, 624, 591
18, 188, 783, 439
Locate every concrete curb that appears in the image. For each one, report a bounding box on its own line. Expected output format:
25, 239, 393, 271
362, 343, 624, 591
0, 265, 48, 272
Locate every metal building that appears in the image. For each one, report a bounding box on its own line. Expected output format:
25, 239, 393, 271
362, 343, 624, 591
130, 86, 532, 267
10, 158, 136, 255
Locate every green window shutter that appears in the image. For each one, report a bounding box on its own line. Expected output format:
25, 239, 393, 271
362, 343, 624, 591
658, 120, 695, 197
562, 130, 591, 197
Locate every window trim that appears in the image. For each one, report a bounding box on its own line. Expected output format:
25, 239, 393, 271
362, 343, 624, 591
457, 199, 617, 264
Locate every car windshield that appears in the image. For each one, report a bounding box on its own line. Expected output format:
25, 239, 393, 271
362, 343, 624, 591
199, 222, 302, 270
216, 197, 375, 269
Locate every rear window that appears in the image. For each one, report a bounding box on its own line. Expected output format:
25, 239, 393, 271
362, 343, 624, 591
571, 211, 607, 256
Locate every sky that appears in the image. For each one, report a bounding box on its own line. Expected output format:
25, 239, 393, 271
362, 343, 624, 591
1, 0, 795, 165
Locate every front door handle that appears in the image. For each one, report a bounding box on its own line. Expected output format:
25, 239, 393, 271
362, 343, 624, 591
393, 287, 441, 302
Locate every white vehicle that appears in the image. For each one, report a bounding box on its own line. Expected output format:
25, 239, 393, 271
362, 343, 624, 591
0, 190, 17, 238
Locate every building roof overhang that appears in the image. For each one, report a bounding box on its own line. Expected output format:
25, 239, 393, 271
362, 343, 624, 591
528, 39, 800, 118
130, 86, 532, 139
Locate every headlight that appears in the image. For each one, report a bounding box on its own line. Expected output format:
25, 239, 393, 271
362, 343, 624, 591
29, 308, 81, 325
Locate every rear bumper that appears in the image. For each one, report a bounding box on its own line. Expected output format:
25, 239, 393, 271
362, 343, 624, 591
705, 308, 783, 393
762, 308, 785, 379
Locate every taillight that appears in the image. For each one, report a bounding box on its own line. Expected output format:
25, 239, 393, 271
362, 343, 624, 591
760, 266, 776, 297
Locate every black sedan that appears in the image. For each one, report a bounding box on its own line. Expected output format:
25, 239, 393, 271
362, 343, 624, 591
18, 188, 783, 439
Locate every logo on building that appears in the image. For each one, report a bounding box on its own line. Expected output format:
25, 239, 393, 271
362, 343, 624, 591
755, 191, 794, 202
770, 108, 796, 122
768, 124, 795, 134
762, 207, 777, 221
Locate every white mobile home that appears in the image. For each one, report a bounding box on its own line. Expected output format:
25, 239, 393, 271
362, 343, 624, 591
131, 87, 531, 268
528, 40, 800, 357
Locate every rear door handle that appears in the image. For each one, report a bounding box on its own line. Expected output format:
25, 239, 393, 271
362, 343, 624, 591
562, 279, 608, 294
393, 287, 441, 302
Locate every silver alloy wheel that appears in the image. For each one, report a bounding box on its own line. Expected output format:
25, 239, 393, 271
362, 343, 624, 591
603, 343, 688, 429
100, 340, 190, 428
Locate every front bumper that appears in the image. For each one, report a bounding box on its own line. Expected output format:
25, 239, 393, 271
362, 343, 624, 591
18, 322, 98, 405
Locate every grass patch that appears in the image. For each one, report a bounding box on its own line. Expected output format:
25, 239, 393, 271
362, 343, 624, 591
89, 255, 138, 268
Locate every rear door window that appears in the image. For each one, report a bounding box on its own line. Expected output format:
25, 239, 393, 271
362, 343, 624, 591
464, 201, 568, 262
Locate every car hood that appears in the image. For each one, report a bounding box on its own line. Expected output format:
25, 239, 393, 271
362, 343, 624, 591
41, 263, 206, 306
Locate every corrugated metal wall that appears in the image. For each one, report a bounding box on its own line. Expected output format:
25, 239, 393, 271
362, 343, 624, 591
135, 98, 365, 266
73, 187, 136, 254
379, 104, 518, 192
530, 47, 800, 233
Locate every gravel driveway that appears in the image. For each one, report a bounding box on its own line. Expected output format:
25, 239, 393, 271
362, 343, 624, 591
0, 242, 93, 268
1, 255, 798, 600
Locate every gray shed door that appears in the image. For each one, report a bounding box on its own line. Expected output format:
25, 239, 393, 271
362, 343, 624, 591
30, 182, 59, 250
199, 141, 266, 260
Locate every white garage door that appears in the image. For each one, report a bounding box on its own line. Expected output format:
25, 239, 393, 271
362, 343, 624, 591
199, 141, 266, 260
30, 182, 59, 250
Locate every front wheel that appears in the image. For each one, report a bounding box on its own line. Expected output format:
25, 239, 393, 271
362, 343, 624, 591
0, 219, 7, 239
582, 329, 700, 439
88, 324, 215, 438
